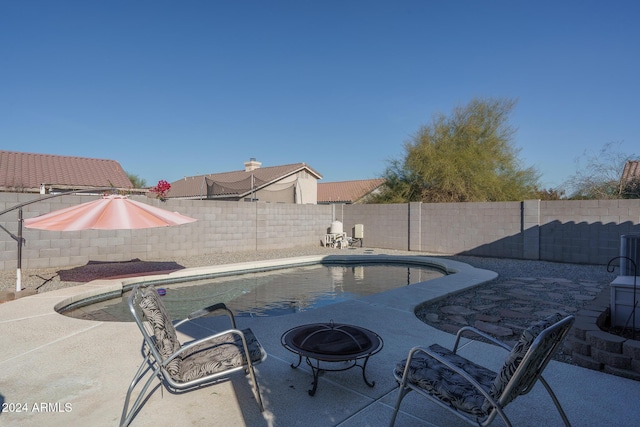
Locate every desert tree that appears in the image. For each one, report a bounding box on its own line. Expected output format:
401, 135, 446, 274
127, 172, 147, 189
565, 141, 638, 199
372, 97, 540, 203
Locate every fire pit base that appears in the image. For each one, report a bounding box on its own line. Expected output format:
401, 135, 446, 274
281, 322, 384, 396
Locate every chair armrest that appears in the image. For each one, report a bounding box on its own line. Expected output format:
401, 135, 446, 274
453, 326, 513, 353
176, 303, 237, 329
400, 346, 501, 408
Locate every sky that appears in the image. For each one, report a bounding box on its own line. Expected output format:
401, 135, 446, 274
2, 1, 639, 191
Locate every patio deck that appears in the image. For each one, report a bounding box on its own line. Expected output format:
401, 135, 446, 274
1, 254, 639, 426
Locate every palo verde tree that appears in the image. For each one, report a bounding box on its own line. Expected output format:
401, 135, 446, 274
372, 97, 540, 203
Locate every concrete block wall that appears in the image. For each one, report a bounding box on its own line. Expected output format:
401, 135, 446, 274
339, 199, 640, 265
0, 193, 333, 271
522, 199, 541, 260
3, 192, 640, 271
199, 200, 258, 254
257, 203, 333, 250
339, 203, 409, 250
418, 201, 523, 256
539, 199, 640, 264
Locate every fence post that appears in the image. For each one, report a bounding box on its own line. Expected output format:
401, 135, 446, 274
409, 202, 422, 252
522, 199, 541, 260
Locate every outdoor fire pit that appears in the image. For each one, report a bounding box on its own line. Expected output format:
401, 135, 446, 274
281, 321, 383, 396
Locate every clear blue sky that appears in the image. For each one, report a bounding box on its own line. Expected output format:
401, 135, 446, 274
2, 1, 638, 190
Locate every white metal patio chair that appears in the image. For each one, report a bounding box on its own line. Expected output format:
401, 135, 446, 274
390, 313, 575, 427
120, 284, 267, 427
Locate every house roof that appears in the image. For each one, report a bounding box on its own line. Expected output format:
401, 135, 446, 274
0, 150, 132, 192
621, 160, 640, 183
168, 163, 322, 199
318, 178, 385, 204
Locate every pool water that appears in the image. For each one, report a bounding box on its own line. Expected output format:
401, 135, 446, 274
62, 263, 444, 321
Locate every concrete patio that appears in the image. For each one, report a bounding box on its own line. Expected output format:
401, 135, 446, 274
1, 254, 640, 426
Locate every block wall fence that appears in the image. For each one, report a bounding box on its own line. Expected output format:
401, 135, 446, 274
335, 198, 640, 265
1, 192, 640, 271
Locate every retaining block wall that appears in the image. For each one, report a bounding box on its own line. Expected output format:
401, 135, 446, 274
566, 285, 640, 380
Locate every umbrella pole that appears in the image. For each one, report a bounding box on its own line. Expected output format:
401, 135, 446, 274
0, 188, 116, 293
16, 207, 23, 292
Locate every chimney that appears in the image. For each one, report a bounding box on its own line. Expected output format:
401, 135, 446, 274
244, 158, 262, 172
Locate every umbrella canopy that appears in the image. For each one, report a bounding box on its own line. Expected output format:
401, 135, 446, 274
24, 195, 197, 231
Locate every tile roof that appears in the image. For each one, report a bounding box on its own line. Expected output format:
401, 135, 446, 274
168, 163, 322, 199
318, 178, 385, 203
0, 150, 133, 192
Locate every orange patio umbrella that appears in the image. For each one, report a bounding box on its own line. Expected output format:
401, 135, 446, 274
12, 194, 197, 292
24, 195, 197, 231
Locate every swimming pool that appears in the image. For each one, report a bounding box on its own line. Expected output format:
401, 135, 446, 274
61, 261, 445, 321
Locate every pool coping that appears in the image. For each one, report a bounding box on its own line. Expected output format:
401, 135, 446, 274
53, 253, 496, 317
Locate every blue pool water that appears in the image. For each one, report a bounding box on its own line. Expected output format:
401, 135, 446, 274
62, 262, 444, 321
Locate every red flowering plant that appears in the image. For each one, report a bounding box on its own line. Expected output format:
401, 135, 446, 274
150, 179, 171, 201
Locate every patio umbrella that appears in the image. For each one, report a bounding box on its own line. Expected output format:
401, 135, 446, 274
24, 195, 197, 231
14, 195, 197, 291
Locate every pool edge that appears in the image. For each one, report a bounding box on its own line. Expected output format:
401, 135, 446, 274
52, 253, 497, 318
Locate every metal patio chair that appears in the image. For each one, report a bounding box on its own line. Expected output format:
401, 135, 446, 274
390, 313, 575, 427
120, 284, 267, 427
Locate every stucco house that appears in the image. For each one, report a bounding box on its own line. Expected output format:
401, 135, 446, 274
0, 150, 133, 194
167, 159, 322, 204
317, 178, 385, 204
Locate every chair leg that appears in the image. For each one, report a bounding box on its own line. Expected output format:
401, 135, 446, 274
120, 360, 149, 427
390, 355, 415, 427
120, 363, 162, 427
246, 363, 264, 412
237, 333, 265, 412
538, 376, 572, 427
486, 405, 513, 427
389, 385, 411, 427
